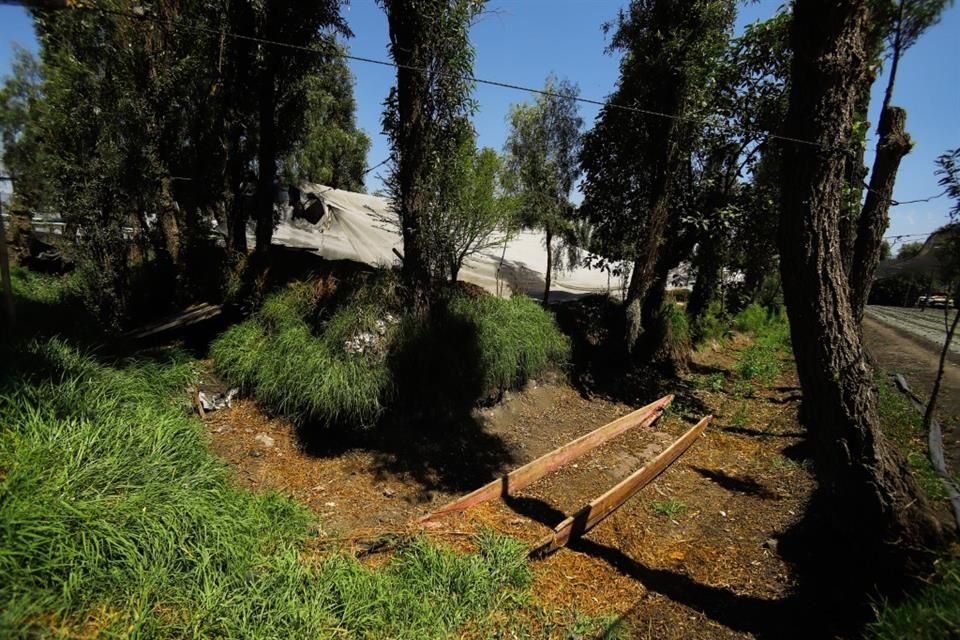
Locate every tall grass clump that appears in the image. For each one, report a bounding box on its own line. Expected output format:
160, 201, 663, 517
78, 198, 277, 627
211, 279, 570, 428
446, 293, 570, 396
0, 339, 538, 638
868, 558, 960, 640
211, 280, 394, 428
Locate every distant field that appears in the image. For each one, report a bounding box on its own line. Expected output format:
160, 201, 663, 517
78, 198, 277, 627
865, 306, 960, 355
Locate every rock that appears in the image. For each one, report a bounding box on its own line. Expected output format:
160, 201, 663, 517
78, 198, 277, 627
383, 487, 397, 497
255, 433, 275, 448
763, 538, 779, 553
250, 450, 264, 458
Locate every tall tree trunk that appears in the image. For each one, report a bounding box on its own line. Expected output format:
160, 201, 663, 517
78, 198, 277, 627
687, 236, 723, 327
624, 131, 681, 354
848, 106, 912, 324
543, 228, 553, 305
779, 0, 940, 571
385, 1, 434, 311
225, 124, 248, 254
255, 68, 277, 255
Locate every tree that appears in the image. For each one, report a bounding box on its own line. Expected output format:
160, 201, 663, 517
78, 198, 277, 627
435, 142, 513, 282
778, 0, 940, 577
281, 55, 370, 192
250, 0, 350, 255
845, 0, 952, 324
504, 75, 582, 305
579, 0, 736, 354
879, 239, 892, 259
380, 0, 482, 308
897, 240, 924, 258
0, 45, 43, 210
924, 150, 960, 430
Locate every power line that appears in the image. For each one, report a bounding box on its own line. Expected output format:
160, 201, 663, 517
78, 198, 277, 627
50, 2, 879, 157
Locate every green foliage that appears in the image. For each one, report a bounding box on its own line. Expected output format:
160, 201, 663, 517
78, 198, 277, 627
868, 558, 960, 640
732, 303, 771, 334
693, 300, 729, 344
0, 339, 543, 638
649, 499, 688, 518
503, 75, 583, 301
898, 241, 925, 259
281, 54, 371, 192
0, 44, 43, 210
579, 0, 737, 264
736, 343, 782, 385
380, 0, 484, 291
212, 279, 569, 428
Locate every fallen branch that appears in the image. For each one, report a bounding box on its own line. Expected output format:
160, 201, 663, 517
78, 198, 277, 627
530, 415, 711, 558
893, 373, 960, 530
417, 394, 674, 523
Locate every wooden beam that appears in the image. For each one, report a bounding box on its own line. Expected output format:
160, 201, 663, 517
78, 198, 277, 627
530, 415, 711, 558
418, 394, 674, 523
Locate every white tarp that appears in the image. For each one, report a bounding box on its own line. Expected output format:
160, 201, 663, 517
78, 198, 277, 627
269, 184, 626, 300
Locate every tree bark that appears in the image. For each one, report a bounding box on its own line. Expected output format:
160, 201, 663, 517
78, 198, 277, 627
225, 124, 248, 255
385, 0, 434, 311
779, 0, 940, 569
543, 228, 553, 305
687, 236, 723, 327
624, 131, 680, 354
849, 106, 912, 324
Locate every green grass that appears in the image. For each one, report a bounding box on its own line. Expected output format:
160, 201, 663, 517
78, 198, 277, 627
649, 500, 688, 519
876, 376, 949, 503
0, 338, 538, 638
212, 280, 570, 429
868, 558, 960, 640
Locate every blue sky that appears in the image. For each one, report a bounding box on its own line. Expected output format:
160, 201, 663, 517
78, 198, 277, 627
2, 0, 958, 248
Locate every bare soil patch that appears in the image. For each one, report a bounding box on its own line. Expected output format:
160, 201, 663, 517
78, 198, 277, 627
201, 336, 819, 638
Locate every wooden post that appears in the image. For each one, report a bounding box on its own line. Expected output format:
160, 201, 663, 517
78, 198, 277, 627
418, 394, 674, 523
530, 415, 712, 558
0, 195, 14, 331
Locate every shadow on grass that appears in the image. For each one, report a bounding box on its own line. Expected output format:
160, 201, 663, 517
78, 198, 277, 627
295, 301, 517, 497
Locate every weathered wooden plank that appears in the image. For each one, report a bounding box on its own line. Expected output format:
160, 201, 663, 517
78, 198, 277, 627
417, 394, 674, 523
125, 303, 223, 339
530, 415, 712, 558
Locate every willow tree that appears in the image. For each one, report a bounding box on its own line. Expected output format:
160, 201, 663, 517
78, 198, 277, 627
778, 0, 940, 573
503, 76, 582, 305
579, 0, 736, 354
380, 0, 482, 308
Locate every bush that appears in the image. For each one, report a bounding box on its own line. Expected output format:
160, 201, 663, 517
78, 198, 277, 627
692, 300, 728, 344
211, 279, 570, 428
0, 339, 536, 638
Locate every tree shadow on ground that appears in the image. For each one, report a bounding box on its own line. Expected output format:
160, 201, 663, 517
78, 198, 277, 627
717, 425, 806, 439
295, 298, 517, 498
551, 295, 711, 420
689, 466, 781, 500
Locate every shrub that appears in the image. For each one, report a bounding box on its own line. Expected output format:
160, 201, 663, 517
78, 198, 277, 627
736, 342, 782, 385
211, 280, 570, 428
0, 339, 537, 638
693, 300, 728, 345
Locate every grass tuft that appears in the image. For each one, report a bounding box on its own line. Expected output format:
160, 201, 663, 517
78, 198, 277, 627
0, 339, 540, 638
211, 280, 569, 429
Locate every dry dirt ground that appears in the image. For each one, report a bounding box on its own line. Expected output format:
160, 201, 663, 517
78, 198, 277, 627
200, 336, 827, 639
